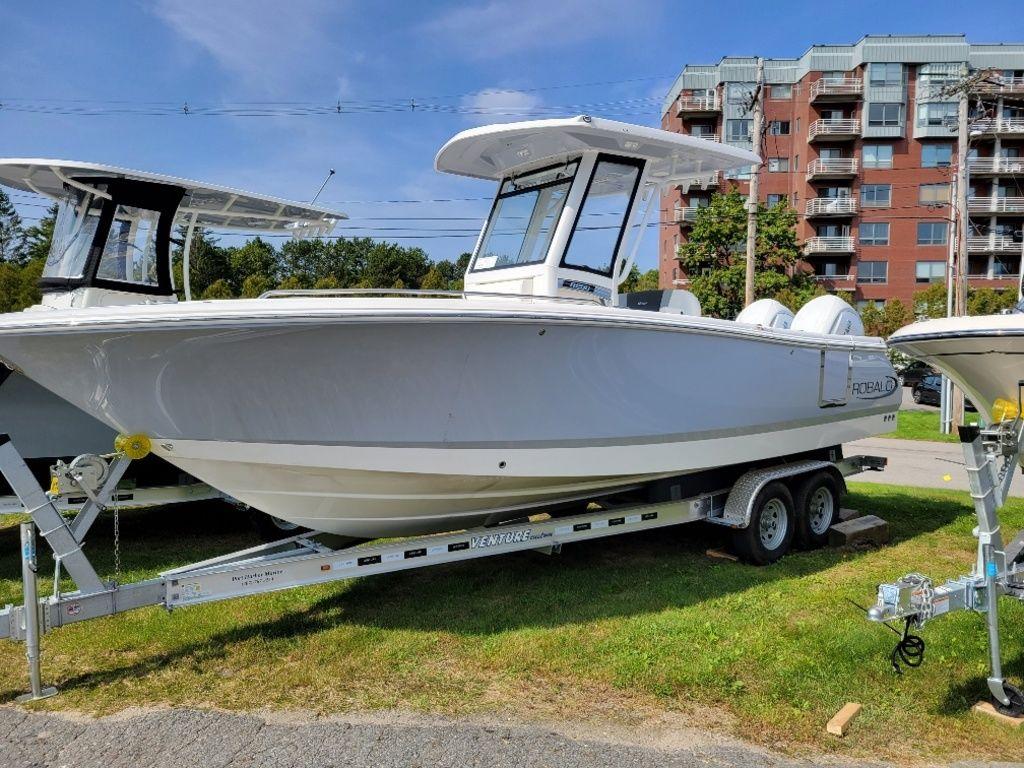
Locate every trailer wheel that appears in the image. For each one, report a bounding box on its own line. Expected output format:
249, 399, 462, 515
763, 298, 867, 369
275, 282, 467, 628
794, 471, 841, 550
731, 481, 794, 565
995, 682, 1024, 718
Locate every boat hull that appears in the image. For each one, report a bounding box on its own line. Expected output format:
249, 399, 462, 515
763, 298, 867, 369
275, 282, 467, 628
890, 315, 1024, 425
0, 301, 900, 536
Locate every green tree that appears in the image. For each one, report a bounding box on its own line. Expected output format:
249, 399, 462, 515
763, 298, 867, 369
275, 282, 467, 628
227, 237, 278, 294
359, 242, 430, 288
0, 189, 27, 264
313, 275, 341, 290
280, 238, 365, 286
420, 265, 448, 290
913, 282, 947, 319
618, 265, 660, 293
172, 227, 230, 298
23, 204, 57, 264
240, 274, 275, 298
860, 298, 913, 337
676, 191, 807, 319
968, 286, 1017, 316
277, 274, 305, 291
0, 262, 23, 312
200, 279, 234, 300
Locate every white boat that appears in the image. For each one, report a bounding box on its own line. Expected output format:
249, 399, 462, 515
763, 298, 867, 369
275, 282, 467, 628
0, 116, 901, 537
889, 312, 1024, 425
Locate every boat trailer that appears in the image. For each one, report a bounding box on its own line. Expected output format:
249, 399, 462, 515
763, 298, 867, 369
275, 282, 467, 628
0, 431, 885, 701
867, 418, 1024, 718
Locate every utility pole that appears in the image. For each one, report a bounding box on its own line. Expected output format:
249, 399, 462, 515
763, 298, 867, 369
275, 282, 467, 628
744, 57, 764, 308
951, 64, 971, 428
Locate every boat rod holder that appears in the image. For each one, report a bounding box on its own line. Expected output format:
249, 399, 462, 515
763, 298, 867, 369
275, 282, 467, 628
867, 416, 1024, 715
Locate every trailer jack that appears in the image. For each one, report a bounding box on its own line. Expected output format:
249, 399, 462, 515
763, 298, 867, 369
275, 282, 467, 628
868, 420, 1024, 717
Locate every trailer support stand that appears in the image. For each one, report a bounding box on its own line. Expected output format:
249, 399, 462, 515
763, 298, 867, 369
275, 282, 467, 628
869, 419, 1024, 714
15, 523, 57, 702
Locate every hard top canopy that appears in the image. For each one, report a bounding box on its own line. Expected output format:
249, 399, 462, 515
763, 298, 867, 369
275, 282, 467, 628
0, 159, 345, 234
434, 115, 758, 186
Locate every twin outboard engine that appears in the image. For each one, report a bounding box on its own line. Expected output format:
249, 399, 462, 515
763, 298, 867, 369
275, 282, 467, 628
791, 295, 864, 336
736, 299, 794, 329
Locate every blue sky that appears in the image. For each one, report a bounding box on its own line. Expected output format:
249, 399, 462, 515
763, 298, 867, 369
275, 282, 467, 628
1, 1, 1022, 269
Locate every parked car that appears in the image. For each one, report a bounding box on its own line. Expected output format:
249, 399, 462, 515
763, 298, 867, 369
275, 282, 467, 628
912, 374, 976, 411
899, 360, 936, 388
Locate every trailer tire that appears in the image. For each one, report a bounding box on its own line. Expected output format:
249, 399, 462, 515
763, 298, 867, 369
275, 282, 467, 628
731, 481, 794, 565
794, 471, 841, 550
994, 682, 1024, 718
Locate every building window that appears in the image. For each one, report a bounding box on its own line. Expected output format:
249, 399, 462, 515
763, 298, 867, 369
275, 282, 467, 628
917, 102, 958, 127
727, 83, 753, 105
861, 184, 892, 208
768, 120, 790, 135
916, 261, 945, 283
919, 183, 951, 205
726, 119, 753, 142
691, 123, 716, 138
767, 157, 789, 172
770, 84, 792, 99
863, 144, 894, 168
860, 222, 890, 246
868, 62, 903, 87
766, 193, 785, 207
922, 144, 953, 168
858, 261, 888, 284
917, 221, 948, 245
918, 63, 959, 92
868, 103, 902, 127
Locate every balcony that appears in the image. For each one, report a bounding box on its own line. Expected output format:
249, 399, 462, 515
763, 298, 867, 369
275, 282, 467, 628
804, 236, 855, 254
812, 273, 855, 288
688, 132, 720, 143
804, 197, 858, 217
968, 157, 1024, 176
678, 172, 719, 193
675, 96, 720, 116
967, 196, 1024, 214
673, 205, 706, 226
967, 235, 1022, 253
809, 78, 863, 102
806, 157, 858, 180
971, 118, 1024, 137
808, 119, 861, 142
974, 75, 1024, 97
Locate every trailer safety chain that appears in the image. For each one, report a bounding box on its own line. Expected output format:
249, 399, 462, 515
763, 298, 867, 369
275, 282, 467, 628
890, 618, 925, 675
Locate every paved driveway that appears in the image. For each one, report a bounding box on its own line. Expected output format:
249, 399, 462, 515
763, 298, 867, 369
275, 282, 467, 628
848, 436, 1024, 497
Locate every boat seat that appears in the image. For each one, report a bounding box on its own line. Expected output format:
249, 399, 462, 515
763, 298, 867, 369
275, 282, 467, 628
791, 295, 864, 336
735, 299, 794, 329
617, 289, 701, 316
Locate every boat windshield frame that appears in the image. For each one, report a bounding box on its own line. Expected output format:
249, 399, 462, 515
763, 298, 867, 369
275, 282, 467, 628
39, 178, 185, 296
469, 160, 578, 274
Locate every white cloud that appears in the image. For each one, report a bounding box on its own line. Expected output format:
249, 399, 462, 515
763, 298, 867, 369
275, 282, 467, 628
460, 89, 544, 124
152, 0, 341, 91
424, 0, 649, 59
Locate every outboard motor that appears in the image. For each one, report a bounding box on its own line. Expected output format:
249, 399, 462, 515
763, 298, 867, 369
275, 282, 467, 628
735, 299, 794, 329
791, 294, 864, 336
617, 289, 701, 316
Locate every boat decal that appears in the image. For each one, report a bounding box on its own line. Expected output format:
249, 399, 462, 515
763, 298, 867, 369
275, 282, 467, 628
469, 528, 544, 549
851, 375, 899, 400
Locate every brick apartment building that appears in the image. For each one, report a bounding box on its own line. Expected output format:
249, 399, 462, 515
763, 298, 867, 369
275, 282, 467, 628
660, 35, 1024, 309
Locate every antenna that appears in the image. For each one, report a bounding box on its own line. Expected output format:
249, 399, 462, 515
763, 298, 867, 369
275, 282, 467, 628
310, 168, 336, 205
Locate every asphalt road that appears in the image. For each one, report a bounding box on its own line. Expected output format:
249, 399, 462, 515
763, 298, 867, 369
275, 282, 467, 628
0, 706, 918, 768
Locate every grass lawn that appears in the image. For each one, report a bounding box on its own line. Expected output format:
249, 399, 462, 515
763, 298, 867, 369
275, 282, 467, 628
1, 486, 1022, 762
885, 409, 961, 443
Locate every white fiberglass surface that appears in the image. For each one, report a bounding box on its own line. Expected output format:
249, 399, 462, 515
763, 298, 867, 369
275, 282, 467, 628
562, 159, 640, 275
96, 205, 160, 286
44, 189, 103, 279
471, 163, 576, 272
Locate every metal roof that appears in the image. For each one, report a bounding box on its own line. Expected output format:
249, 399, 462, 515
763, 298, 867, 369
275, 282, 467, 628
662, 35, 1024, 116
